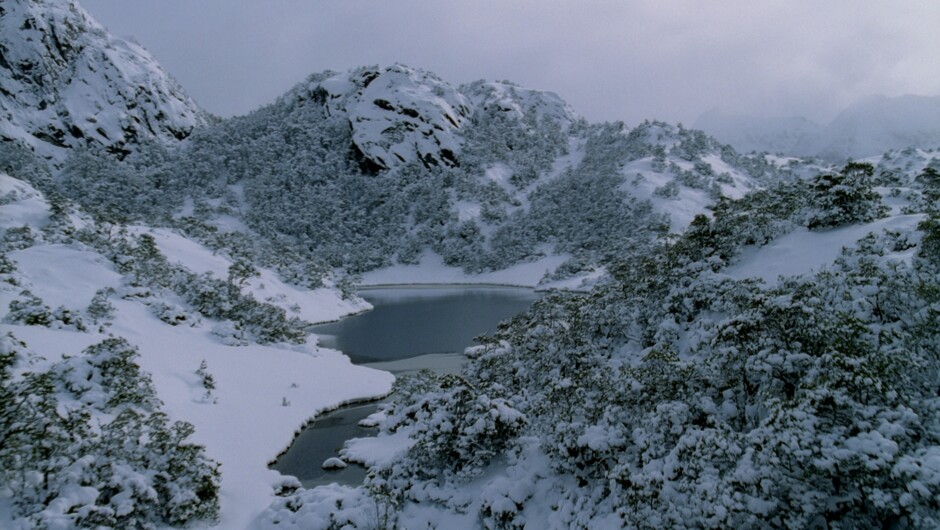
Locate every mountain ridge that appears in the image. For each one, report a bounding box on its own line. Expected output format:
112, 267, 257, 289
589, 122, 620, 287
0, 0, 208, 160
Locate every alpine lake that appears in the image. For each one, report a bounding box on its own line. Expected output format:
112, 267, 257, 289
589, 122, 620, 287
270, 286, 540, 488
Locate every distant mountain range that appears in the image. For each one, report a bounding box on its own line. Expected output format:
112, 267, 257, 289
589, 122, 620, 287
694, 94, 940, 160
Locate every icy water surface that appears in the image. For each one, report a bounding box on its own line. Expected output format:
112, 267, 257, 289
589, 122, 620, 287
270, 286, 539, 488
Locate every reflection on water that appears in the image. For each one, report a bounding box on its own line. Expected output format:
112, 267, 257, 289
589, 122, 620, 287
272, 286, 539, 488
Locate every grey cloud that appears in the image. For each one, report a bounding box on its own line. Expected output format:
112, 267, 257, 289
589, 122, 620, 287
80, 0, 940, 125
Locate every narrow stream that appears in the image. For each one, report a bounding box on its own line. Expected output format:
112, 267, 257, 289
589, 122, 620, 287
269, 286, 538, 488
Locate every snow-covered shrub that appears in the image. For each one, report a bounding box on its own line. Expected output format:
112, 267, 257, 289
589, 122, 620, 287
1, 224, 37, 251
0, 252, 16, 276
49, 305, 87, 331
345, 179, 940, 527
195, 360, 217, 404
6, 290, 53, 326
918, 214, 940, 264
0, 336, 221, 529
399, 375, 526, 482
210, 320, 249, 346
153, 300, 197, 326
808, 162, 888, 229
653, 179, 680, 198
258, 484, 381, 530
86, 287, 116, 325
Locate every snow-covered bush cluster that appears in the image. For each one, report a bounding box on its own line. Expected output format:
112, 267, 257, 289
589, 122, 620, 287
0, 335, 220, 529
266, 169, 940, 528
72, 228, 311, 344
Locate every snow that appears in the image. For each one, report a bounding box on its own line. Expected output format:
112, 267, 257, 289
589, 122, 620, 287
359, 249, 569, 287
321, 458, 348, 470
620, 152, 756, 233
622, 158, 713, 232
129, 226, 370, 323
363, 352, 468, 376
341, 430, 414, 469
7, 245, 122, 310
538, 266, 608, 292
455, 200, 481, 222
299, 64, 471, 169
463, 80, 578, 129
725, 214, 925, 284
0, 174, 392, 529
2, 299, 394, 529
0, 174, 50, 231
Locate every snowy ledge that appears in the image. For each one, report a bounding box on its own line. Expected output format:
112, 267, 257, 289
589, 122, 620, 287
358, 250, 569, 288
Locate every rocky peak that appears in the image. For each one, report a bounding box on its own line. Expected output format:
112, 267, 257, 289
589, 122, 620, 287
0, 0, 208, 160
288, 64, 471, 170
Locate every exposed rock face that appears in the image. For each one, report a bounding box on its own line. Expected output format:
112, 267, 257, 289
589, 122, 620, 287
0, 0, 208, 159
292, 64, 472, 170
284, 65, 582, 171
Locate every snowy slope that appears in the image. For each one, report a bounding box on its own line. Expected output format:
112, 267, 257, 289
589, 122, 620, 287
128, 226, 369, 324
0, 0, 207, 160
0, 173, 50, 230
725, 214, 925, 284
616, 121, 762, 231
0, 174, 393, 528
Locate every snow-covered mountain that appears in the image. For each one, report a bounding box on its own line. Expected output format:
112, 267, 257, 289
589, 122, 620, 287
281, 64, 578, 171
461, 79, 578, 129
47, 54, 807, 285
695, 94, 940, 160
287, 65, 472, 170
0, 0, 208, 160
5, 0, 940, 527
822, 95, 940, 160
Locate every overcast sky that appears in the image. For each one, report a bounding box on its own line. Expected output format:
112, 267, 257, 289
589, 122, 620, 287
80, 0, 940, 126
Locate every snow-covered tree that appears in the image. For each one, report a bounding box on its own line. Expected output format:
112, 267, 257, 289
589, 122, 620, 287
808, 162, 887, 229
0, 336, 221, 528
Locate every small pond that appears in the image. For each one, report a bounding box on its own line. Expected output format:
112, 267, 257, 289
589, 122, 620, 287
269, 286, 539, 488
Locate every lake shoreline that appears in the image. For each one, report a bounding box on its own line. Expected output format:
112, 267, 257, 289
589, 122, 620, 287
272, 286, 540, 488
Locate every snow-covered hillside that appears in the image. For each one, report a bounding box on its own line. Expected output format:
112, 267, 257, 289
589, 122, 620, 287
0, 174, 392, 528
695, 94, 940, 160
0, 0, 208, 160
462, 79, 578, 130
260, 159, 940, 530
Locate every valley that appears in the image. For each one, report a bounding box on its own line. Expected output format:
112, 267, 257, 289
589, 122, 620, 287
1, 1, 939, 529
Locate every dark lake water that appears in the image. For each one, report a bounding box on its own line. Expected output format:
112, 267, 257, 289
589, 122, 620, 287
310, 286, 539, 363
270, 286, 538, 488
